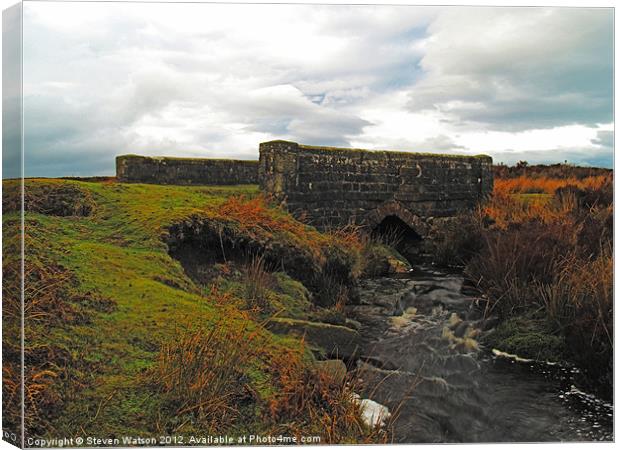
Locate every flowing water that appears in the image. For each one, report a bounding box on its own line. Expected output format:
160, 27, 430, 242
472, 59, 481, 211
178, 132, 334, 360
347, 265, 613, 443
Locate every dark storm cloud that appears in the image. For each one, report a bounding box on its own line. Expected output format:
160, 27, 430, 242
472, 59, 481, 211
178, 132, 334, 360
2, 3, 22, 179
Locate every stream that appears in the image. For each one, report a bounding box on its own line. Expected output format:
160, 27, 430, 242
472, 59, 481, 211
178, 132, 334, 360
347, 265, 613, 443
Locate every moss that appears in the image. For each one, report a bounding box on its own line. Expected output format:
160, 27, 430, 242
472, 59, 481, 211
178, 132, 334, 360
266, 318, 361, 360
270, 272, 312, 318
362, 243, 411, 277
484, 316, 566, 362
261, 140, 491, 160
309, 308, 347, 326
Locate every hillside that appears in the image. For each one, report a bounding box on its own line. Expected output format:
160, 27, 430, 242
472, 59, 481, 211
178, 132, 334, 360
2, 179, 381, 443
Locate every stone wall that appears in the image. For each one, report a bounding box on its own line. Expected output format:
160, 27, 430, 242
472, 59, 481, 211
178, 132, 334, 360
116, 155, 259, 185
259, 140, 493, 233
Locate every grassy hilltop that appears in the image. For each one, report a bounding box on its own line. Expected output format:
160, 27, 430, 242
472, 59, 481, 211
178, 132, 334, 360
2, 179, 379, 443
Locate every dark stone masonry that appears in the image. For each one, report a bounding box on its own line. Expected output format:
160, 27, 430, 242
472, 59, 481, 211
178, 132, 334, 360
258, 140, 493, 236
116, 155, 259, 185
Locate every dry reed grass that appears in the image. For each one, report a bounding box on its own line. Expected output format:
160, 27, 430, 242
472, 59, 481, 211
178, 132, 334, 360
264, 342, 390, 444
243, 253, 272, 311
461, 172, 613, 385
2, 243, 76, 435
149, 320, 259, 432
494, 174, 610, 195
148, 315, 390, 442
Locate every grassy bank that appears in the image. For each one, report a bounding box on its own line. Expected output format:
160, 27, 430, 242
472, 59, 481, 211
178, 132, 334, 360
2, 179, 381, 443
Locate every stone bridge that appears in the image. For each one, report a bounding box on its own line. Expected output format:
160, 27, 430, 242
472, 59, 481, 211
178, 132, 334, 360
258, 141, 493, 252
116, 140, 493, 252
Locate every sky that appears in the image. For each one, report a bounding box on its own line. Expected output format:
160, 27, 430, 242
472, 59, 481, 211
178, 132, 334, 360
11, 2, 616, 176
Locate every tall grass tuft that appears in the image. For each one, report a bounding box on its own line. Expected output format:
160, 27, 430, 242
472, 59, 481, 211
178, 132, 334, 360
265, 343, 390, 443
149, 320, 390, 442
465, 221, 575, 316
149, 321, 258, 431
243, 253, 272, 311
373, 226, 404, 249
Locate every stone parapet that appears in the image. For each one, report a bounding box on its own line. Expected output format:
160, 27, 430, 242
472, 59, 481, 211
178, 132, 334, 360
116, 155, 259, 185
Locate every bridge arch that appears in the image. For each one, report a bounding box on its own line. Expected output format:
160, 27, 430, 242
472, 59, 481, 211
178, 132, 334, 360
364, 200, 429, 237
364, 201, 428, 262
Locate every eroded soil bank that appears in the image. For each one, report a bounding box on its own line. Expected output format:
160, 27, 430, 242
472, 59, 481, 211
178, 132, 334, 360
347, 266, 613, 443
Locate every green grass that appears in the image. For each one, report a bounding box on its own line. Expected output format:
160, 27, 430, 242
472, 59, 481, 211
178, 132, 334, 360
4, 179, 321, 437
516, 193, 552, 205
4, 178, 390, 442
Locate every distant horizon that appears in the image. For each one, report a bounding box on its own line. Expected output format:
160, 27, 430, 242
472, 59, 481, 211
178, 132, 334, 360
3, 2, 614, 177
7, 153, 613, 182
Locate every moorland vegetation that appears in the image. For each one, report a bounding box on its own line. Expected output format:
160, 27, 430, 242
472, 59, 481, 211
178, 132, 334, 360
2, 162, 613, 441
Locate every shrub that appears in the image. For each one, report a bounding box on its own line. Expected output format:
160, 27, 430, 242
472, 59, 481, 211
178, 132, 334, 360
466, 170, 613, 393
148, 317, 388, 441
493, 163, 610, 180
465, 221, 575, 317
552, 251, 612, 383
433, 212, 485, 266
313, 241, 361, 306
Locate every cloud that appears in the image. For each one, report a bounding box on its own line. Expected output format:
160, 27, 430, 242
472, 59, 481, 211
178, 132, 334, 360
591, 130, 614, 149
2, 3, 22, 179
352, 132, 468, 154
414, 134, 467, 152
15, 3, 614, 177
23, 2, 418, 176
408, 7, 613, 131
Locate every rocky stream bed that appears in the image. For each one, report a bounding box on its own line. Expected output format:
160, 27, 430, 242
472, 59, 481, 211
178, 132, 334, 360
346, 266, 613, 443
